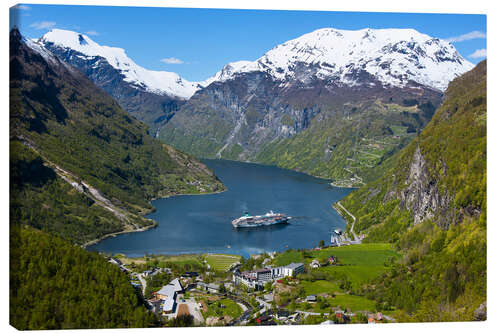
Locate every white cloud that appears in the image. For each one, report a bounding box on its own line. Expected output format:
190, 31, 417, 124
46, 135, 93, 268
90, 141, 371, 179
160, 57, 184, 64
29, 21, 56, 30
85, 30, 99, 36
445, 31, 486, 43
468, 49, 487, 59
13, 5, 31, 10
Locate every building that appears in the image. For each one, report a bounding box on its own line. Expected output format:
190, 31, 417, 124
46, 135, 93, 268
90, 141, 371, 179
153, 278, 184, 315
108, 257, 123, 266
255, 268, 273, 281
206, 283, 219, 293
281, 263, 304, 277
331, 229, 343, 246
233, 262, 305, 289
306, 295, 316, 302
233, 271, 262, 290
182, 271, 199, 278
310, 259, 320, 268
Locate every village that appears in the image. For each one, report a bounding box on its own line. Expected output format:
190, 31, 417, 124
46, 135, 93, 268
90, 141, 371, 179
106, 236, 397, 326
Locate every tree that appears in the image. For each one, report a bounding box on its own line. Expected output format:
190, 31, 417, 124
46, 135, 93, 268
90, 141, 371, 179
218, 284, 227, 294
318, 240, 325, 248
169, 314, 194, 327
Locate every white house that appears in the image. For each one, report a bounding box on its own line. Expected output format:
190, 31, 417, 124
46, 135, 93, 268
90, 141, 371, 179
310, 260, 320, 268
281, 263, 305, 277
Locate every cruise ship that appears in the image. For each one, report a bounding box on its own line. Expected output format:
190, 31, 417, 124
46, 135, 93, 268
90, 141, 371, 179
232, 211, 290, 228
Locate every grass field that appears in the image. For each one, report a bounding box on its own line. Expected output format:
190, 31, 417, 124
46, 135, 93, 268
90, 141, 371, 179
114, 253, 206, 273
301, 280, 341, 295
197, 296, 243, 319
329, 294, 376, 312
274, 243, 399, 268
275, 244, 399, 313
204, 254, 241, 271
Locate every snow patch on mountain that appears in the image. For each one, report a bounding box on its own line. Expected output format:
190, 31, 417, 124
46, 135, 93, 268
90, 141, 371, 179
206, 28, 474, 92
39, 29, 201, 99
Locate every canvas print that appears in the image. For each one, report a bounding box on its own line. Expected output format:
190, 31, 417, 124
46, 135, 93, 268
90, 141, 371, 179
9, 2, 486, 329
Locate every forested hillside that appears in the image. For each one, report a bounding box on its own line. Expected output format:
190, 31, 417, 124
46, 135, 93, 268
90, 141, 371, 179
10, 28, 224, 245
10, 227, 158, 329
338, 61, 486, 320
9, 27, 223, 330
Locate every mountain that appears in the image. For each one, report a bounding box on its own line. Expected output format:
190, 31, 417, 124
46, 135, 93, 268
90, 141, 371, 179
337, 61, 486, 320
205, 28, 472, 92
158, 28, 473, 184
10, 27, 224, 245
37, 29, 203, 133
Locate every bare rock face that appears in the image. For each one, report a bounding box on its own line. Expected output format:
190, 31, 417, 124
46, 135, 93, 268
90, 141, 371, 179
398, 145, 452, 228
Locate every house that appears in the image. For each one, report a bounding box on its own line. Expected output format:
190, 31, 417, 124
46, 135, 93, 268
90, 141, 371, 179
276, 309, 290, 319
233, 271, 263, 290
108, 257, 123, 266
256, 315, 273, 325
310, 259, 320, 268
336, 311, 349, 323
306, 295, 316, 302
153, 278, 184, 315
206, 283, 219, 293
281, 263, 304, 277
182, 271, 199, 278
163, 298, 176, 314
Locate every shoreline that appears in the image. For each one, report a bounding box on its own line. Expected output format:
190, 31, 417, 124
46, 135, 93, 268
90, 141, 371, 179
82, 187, 227, 249
82, 221, 157, 248
83, 158, 354, 251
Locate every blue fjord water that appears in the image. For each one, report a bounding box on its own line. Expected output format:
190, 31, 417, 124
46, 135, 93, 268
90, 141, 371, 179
88, 159, 353, 257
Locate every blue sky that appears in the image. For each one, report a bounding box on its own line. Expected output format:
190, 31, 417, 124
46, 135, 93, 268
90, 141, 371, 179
10, 4, 487, 82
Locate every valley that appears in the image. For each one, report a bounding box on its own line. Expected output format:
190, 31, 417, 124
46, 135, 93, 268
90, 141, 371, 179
9, 10, 486, 330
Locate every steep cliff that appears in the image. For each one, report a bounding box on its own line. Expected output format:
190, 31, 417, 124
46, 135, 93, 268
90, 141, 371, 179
338, 61, 486, 320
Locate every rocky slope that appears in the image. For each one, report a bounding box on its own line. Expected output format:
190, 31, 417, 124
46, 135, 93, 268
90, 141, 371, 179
37, 29, 203, 132
338, 61, 486, 320
159, 28, 473, 183
10, 28, 224, 244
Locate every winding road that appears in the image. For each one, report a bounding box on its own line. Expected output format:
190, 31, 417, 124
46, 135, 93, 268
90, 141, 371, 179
335, 202, 360, 242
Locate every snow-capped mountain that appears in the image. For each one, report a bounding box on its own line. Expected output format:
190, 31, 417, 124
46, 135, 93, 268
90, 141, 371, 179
206, 28, 474, 92
159, 27, 475, 168
38, 29, 200, 99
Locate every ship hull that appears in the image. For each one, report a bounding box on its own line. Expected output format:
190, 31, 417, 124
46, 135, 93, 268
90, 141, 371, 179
233, 217, 289, 228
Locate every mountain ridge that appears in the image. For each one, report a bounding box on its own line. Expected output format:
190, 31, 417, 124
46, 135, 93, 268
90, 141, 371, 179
10, 27, 224, 245
337, 60, 486, 320
204, 27, 473, 92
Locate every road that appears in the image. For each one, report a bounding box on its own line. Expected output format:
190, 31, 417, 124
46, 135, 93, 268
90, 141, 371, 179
135, 272, 147, 297
255, 297, 271, 315
336, 202, 361, 242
